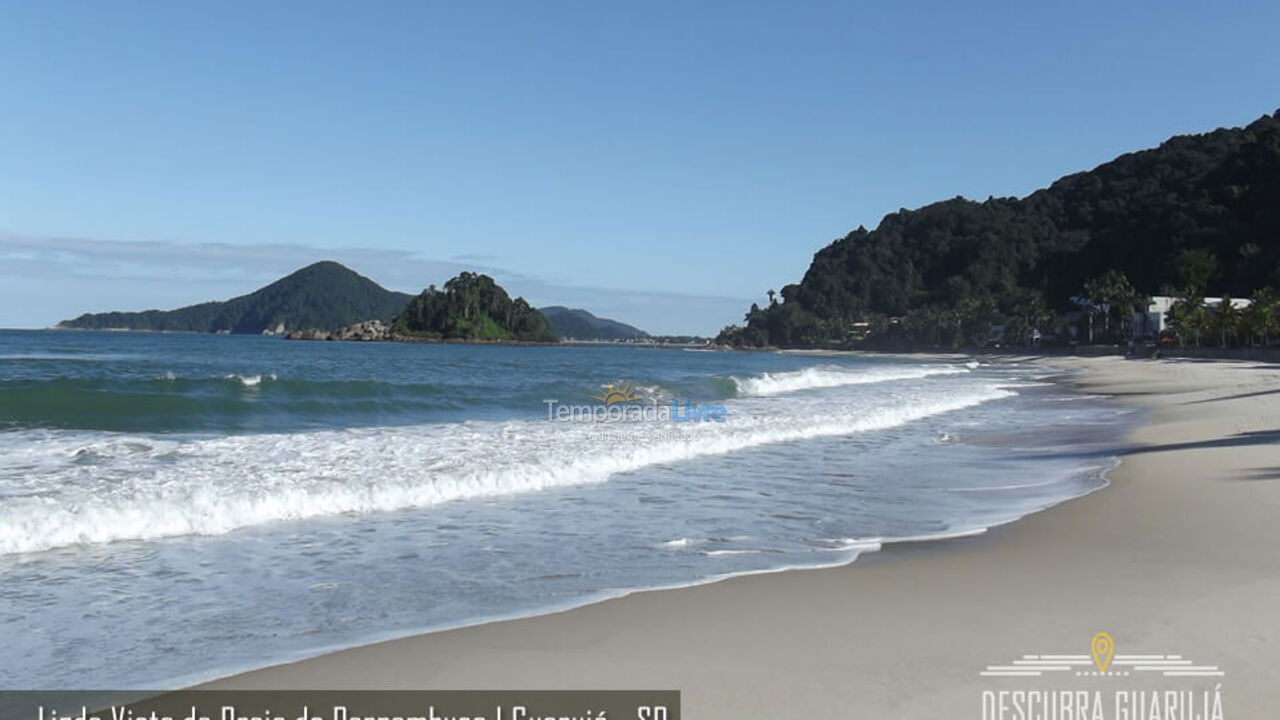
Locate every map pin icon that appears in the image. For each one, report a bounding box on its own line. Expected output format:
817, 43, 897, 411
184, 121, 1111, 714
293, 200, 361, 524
1091, 632, 1114, 672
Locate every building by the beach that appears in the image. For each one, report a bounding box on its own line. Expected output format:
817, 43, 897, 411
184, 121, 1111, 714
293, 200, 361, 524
1132, 295, 1253, 338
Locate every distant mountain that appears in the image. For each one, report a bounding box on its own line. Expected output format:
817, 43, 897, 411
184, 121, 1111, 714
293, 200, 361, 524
539, 306, 649, 340
57, 261, 414, 334
392, 272, 556, 342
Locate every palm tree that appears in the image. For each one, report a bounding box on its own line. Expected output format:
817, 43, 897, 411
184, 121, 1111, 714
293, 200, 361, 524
1168, 292, 1207, 348
1081, 270, 1147, 342
1245, 288, 1279, 347
1213, 294, 1241, 348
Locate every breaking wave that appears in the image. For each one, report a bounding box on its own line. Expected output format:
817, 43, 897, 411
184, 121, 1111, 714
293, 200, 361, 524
0, 384, 1012, 555
728, 363, 970, 397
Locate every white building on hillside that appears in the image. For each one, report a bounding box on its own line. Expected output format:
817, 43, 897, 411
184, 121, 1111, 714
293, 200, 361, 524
1132, 296, 1252, 338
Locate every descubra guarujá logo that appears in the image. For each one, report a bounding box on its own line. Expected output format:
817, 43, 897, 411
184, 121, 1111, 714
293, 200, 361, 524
980, 632, 1224, 720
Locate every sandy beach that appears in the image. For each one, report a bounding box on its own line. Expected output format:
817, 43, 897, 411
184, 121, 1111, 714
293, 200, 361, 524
205, 356, 1280, 717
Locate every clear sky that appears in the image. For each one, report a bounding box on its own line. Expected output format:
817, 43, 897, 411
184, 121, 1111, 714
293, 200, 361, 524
2, 1, 1278, 333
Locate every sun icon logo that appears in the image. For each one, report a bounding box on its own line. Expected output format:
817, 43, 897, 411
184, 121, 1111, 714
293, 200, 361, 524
589, 381, 640, 405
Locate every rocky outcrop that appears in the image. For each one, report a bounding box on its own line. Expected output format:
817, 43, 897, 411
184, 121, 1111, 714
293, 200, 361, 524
286, 319, 391, 342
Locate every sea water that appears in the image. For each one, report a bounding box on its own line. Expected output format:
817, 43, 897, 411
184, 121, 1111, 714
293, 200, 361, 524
0, 330, 1132, 687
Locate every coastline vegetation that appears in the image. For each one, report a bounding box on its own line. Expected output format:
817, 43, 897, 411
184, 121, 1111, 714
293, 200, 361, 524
717, 111, 1280, 350
539, 306, 649, 341
56, 261, 413, 334
391, 271, 556, 342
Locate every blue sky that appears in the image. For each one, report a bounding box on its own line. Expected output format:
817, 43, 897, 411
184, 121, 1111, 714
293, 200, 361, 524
2, 1, 1278, 333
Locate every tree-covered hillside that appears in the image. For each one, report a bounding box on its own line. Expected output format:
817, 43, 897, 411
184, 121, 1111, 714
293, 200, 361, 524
539, 306, 649, 340
392, 272, 556, 342
719, 111, 1280, 349
58, 261, 413, 334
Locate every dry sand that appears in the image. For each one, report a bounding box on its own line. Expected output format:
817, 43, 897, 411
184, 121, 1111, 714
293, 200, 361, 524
205, 356, 1280, 717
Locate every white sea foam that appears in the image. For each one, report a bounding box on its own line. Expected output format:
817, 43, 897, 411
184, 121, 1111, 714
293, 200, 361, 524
0, 383, 1013, 556
729, 364, 968, 396
815, 538, 886, 552
222, 373, 278, 387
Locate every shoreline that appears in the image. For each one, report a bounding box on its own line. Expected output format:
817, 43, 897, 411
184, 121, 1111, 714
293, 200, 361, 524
162, 356, 1094, 690
178, 518, 1055, 693
180, 358, 1096, 687
199, 356, 1280, 715
29, 327, 711, 349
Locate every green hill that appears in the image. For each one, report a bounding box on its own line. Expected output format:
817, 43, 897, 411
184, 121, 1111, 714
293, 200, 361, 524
58, 261, 413, 334
538, 306, 648, 340
392, 272, 556, 342
719, 110, 1280, 349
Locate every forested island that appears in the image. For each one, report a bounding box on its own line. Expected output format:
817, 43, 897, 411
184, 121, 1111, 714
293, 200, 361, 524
55, 264, 637, 344
717, 110, 1280, 350
57, 261, 413, 334
390, 271, 556, 342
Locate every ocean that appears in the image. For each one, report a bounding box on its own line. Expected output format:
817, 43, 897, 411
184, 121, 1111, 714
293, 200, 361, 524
0, 329, 1132, 687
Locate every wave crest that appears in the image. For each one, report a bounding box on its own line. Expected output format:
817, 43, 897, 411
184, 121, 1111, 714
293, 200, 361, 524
0, 384, 1012, 556
729, 364, 969, 396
